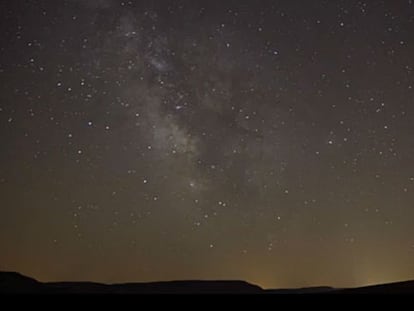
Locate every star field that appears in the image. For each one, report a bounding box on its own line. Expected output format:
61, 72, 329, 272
1, 0, 414, 288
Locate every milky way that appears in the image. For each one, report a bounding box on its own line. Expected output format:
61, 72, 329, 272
1, 0, 414, 288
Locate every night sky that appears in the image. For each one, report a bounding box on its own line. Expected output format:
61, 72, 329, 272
1, 0, 414, 289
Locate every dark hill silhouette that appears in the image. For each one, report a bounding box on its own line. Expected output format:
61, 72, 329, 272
1, 271, 414, 294
331, 280, 414, 294
265, 286, 336, 294
0, 272, 44, 293
0, 271, 262, 294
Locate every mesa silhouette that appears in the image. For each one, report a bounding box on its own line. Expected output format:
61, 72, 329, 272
1, 271, 414, 294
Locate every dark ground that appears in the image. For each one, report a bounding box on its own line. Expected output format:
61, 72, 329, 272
1, 271, 414, 294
